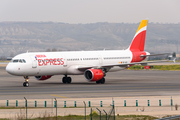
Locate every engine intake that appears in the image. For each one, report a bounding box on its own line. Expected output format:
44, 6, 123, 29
35, 75, 52, 80
84, 69, 104, 81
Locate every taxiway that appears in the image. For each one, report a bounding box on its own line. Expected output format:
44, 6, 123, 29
0, 66, 180, 99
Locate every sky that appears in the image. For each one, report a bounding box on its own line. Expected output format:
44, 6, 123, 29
0, 0, 180, 24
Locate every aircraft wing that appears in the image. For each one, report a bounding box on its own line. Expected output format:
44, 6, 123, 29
77, 65, 94, 71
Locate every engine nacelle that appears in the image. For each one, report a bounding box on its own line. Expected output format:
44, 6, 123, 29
35, 75, 52, 81
84, 69, 104, 81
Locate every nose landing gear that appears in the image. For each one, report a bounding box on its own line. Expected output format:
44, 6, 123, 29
23, 76, 29, 87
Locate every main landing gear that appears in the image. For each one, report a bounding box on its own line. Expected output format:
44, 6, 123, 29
96, 68, 106, 84
62, 75, 72, 84
23, 76, 29, 87
96, 78, 105, 84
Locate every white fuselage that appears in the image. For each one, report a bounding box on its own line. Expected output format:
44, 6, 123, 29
6, 49, 133, 76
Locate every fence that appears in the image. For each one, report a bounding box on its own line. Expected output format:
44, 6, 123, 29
0, 97, 180, 120
1, 98, 175, 108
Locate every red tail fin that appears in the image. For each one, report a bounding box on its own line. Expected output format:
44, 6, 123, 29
128, 20, 148, 52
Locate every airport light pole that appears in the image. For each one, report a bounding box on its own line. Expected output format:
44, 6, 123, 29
24, 97, 27, 120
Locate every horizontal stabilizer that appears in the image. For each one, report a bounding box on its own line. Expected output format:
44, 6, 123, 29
140, 53, 171, 57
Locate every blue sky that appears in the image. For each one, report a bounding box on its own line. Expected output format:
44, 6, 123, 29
0, 0, 180, 23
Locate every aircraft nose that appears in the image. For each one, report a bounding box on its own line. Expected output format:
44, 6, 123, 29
6, 64, 15, 75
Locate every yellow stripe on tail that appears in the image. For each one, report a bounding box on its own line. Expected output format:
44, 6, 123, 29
136, 20, 148, 34
128, 20, 148, 52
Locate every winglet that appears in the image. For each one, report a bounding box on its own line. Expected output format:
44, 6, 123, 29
173, 58, 176, 63
128, 20, 148, 52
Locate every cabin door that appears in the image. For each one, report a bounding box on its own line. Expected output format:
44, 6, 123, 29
62, 54, 67, 67
30, 55, 37, 68
98, 55, 103, 65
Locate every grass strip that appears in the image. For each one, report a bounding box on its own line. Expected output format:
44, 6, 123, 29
0, 114, 158, 120
129, 65, 180, 71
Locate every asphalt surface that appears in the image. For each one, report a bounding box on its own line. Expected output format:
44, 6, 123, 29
0, 66, 180, 100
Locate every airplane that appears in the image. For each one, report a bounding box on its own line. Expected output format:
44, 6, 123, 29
5, 20, 171, 87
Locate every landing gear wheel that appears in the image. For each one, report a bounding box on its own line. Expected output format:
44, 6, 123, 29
62, 76, 72, 84
62, 77, 67, 83
23, 82, 29, 87
96, 78, 105, 84
101, 78, 105, 84
96, 80, 101, 84
67, 77, 72, 83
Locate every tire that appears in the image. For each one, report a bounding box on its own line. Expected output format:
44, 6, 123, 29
67, 77, 72, 83
23, 82, 29, 87
101, 78, 105, 84
25, 82, 29, 87
96, 80, 101, 84
23, 82, 26, 87
62, 77, 67, 83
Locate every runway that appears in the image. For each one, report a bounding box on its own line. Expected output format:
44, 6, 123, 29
0, 66, 180, 100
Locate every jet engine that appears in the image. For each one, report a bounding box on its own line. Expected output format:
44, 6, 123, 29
84, 69, 104, 81
35, 75, 52, 80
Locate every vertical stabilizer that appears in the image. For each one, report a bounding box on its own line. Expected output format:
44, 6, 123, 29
128, 20, 148, 52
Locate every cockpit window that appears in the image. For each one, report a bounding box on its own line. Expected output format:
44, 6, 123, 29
11, 59, 26, 63
19, 59, 23, 63
23, 59, 26, 63
12, 60, 19, 63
